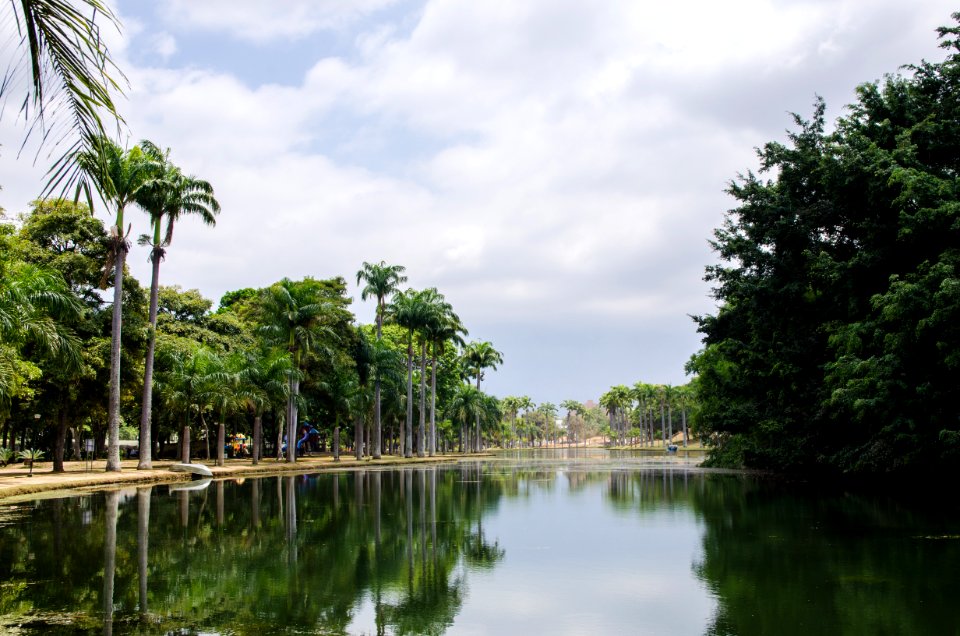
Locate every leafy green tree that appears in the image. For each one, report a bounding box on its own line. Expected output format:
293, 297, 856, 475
135, 142, 220, 469
235, 348, 294, 464
13, 199, 114, 469
690, 16, 960, 475
156, 346, 223, 463
257, 278, 336, 463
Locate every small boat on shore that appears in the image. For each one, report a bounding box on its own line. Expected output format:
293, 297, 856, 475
169, 463, 214, 479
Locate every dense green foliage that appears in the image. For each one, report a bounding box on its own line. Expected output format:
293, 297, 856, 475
689, 18, 960, 476
0, 198, 504, 464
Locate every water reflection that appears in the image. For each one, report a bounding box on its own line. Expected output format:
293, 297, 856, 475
0, 464, 958, 634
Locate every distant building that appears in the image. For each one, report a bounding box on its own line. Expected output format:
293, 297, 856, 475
583, 399, 598, 410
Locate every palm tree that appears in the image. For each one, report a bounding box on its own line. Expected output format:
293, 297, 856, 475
236, 348, 294, 465
560, 399, 583, 446
538, 402, 558, 447
412, 288, 450, 458
424, 298, 467, 456
157, 347, 223, 464
73, 138, 158, 471
257, 279, 334, 463
462, 341, 503, 452
3, 1, 124, 196
500, 397, 521, 448
135, 142, 220, 470
387, 288, 430, 458
0, 262, 82, 403
356, 261, 406, 459
446, 385, 483, 453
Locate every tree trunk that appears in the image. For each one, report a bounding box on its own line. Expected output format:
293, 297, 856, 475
286, 377, 299, 463
137, 248, 163, 470
404, 336, 413, 458
373, 378, 382, 459
216, 421, 225, 466
418, 343, 426, 458
334, 425, 340, 461
105, 240, 127, 472
429, 352, 438, 456
355, 413, 363, 461
475, 374, 481, 453
181, 422, 191, 464
252, 415, 262, 465
682, 403, 688, 447
53, 405, 68, 473
70, 426, 82, 459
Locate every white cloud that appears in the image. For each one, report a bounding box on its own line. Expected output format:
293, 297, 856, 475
156, 0, 403, 42
152, 32, 177, 59
1, 0, 956, 401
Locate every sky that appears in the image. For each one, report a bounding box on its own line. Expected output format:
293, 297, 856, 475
0, 1, 955, 407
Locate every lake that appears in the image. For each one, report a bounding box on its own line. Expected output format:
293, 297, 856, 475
1, 451, 958, 634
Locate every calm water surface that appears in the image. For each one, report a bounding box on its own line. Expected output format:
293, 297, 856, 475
0, 451, 958, 635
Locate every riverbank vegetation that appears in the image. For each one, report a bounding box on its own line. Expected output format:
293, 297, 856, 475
0, 201, 508, 468
689, 16, 960, 477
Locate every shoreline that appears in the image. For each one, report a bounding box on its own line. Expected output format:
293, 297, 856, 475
0, 454, 483, 503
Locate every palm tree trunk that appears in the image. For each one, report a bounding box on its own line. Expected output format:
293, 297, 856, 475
334, 422, 340, 461
105, 240, 127, 472
418, 343, 426, 458
355, 412, 363, 461
475, 375, 481, 453
287, 377, 299, 463
252, 414, 262, 465
203, 414, 210, 460
373, 378, 382, 459
429, 351, 438, 456
682, 401, 688, 447
405, 335, 413, 458
53, 400, 68, 473
181, 419, 191, 464
216, 420, 225, 466
137, 247, 163, 470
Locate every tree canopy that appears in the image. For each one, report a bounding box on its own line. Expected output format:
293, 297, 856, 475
688, 15, 960, 477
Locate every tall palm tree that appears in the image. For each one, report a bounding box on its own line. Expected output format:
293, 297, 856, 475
560, 399, 583, 446
387, 288, 430, 458
2, 1, 124, 196
412, 288, 448, 458
74, 138, 157, 471
462, 341, 503, 452
135, 142, 220, 470
356, 261, 406, 459
424, 298, 467, 456
257, 279, 334, 463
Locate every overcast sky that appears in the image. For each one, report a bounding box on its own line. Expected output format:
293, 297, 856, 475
0, 1, 955, 407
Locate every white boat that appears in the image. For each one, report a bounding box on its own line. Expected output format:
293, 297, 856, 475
169, 462, 214, 478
